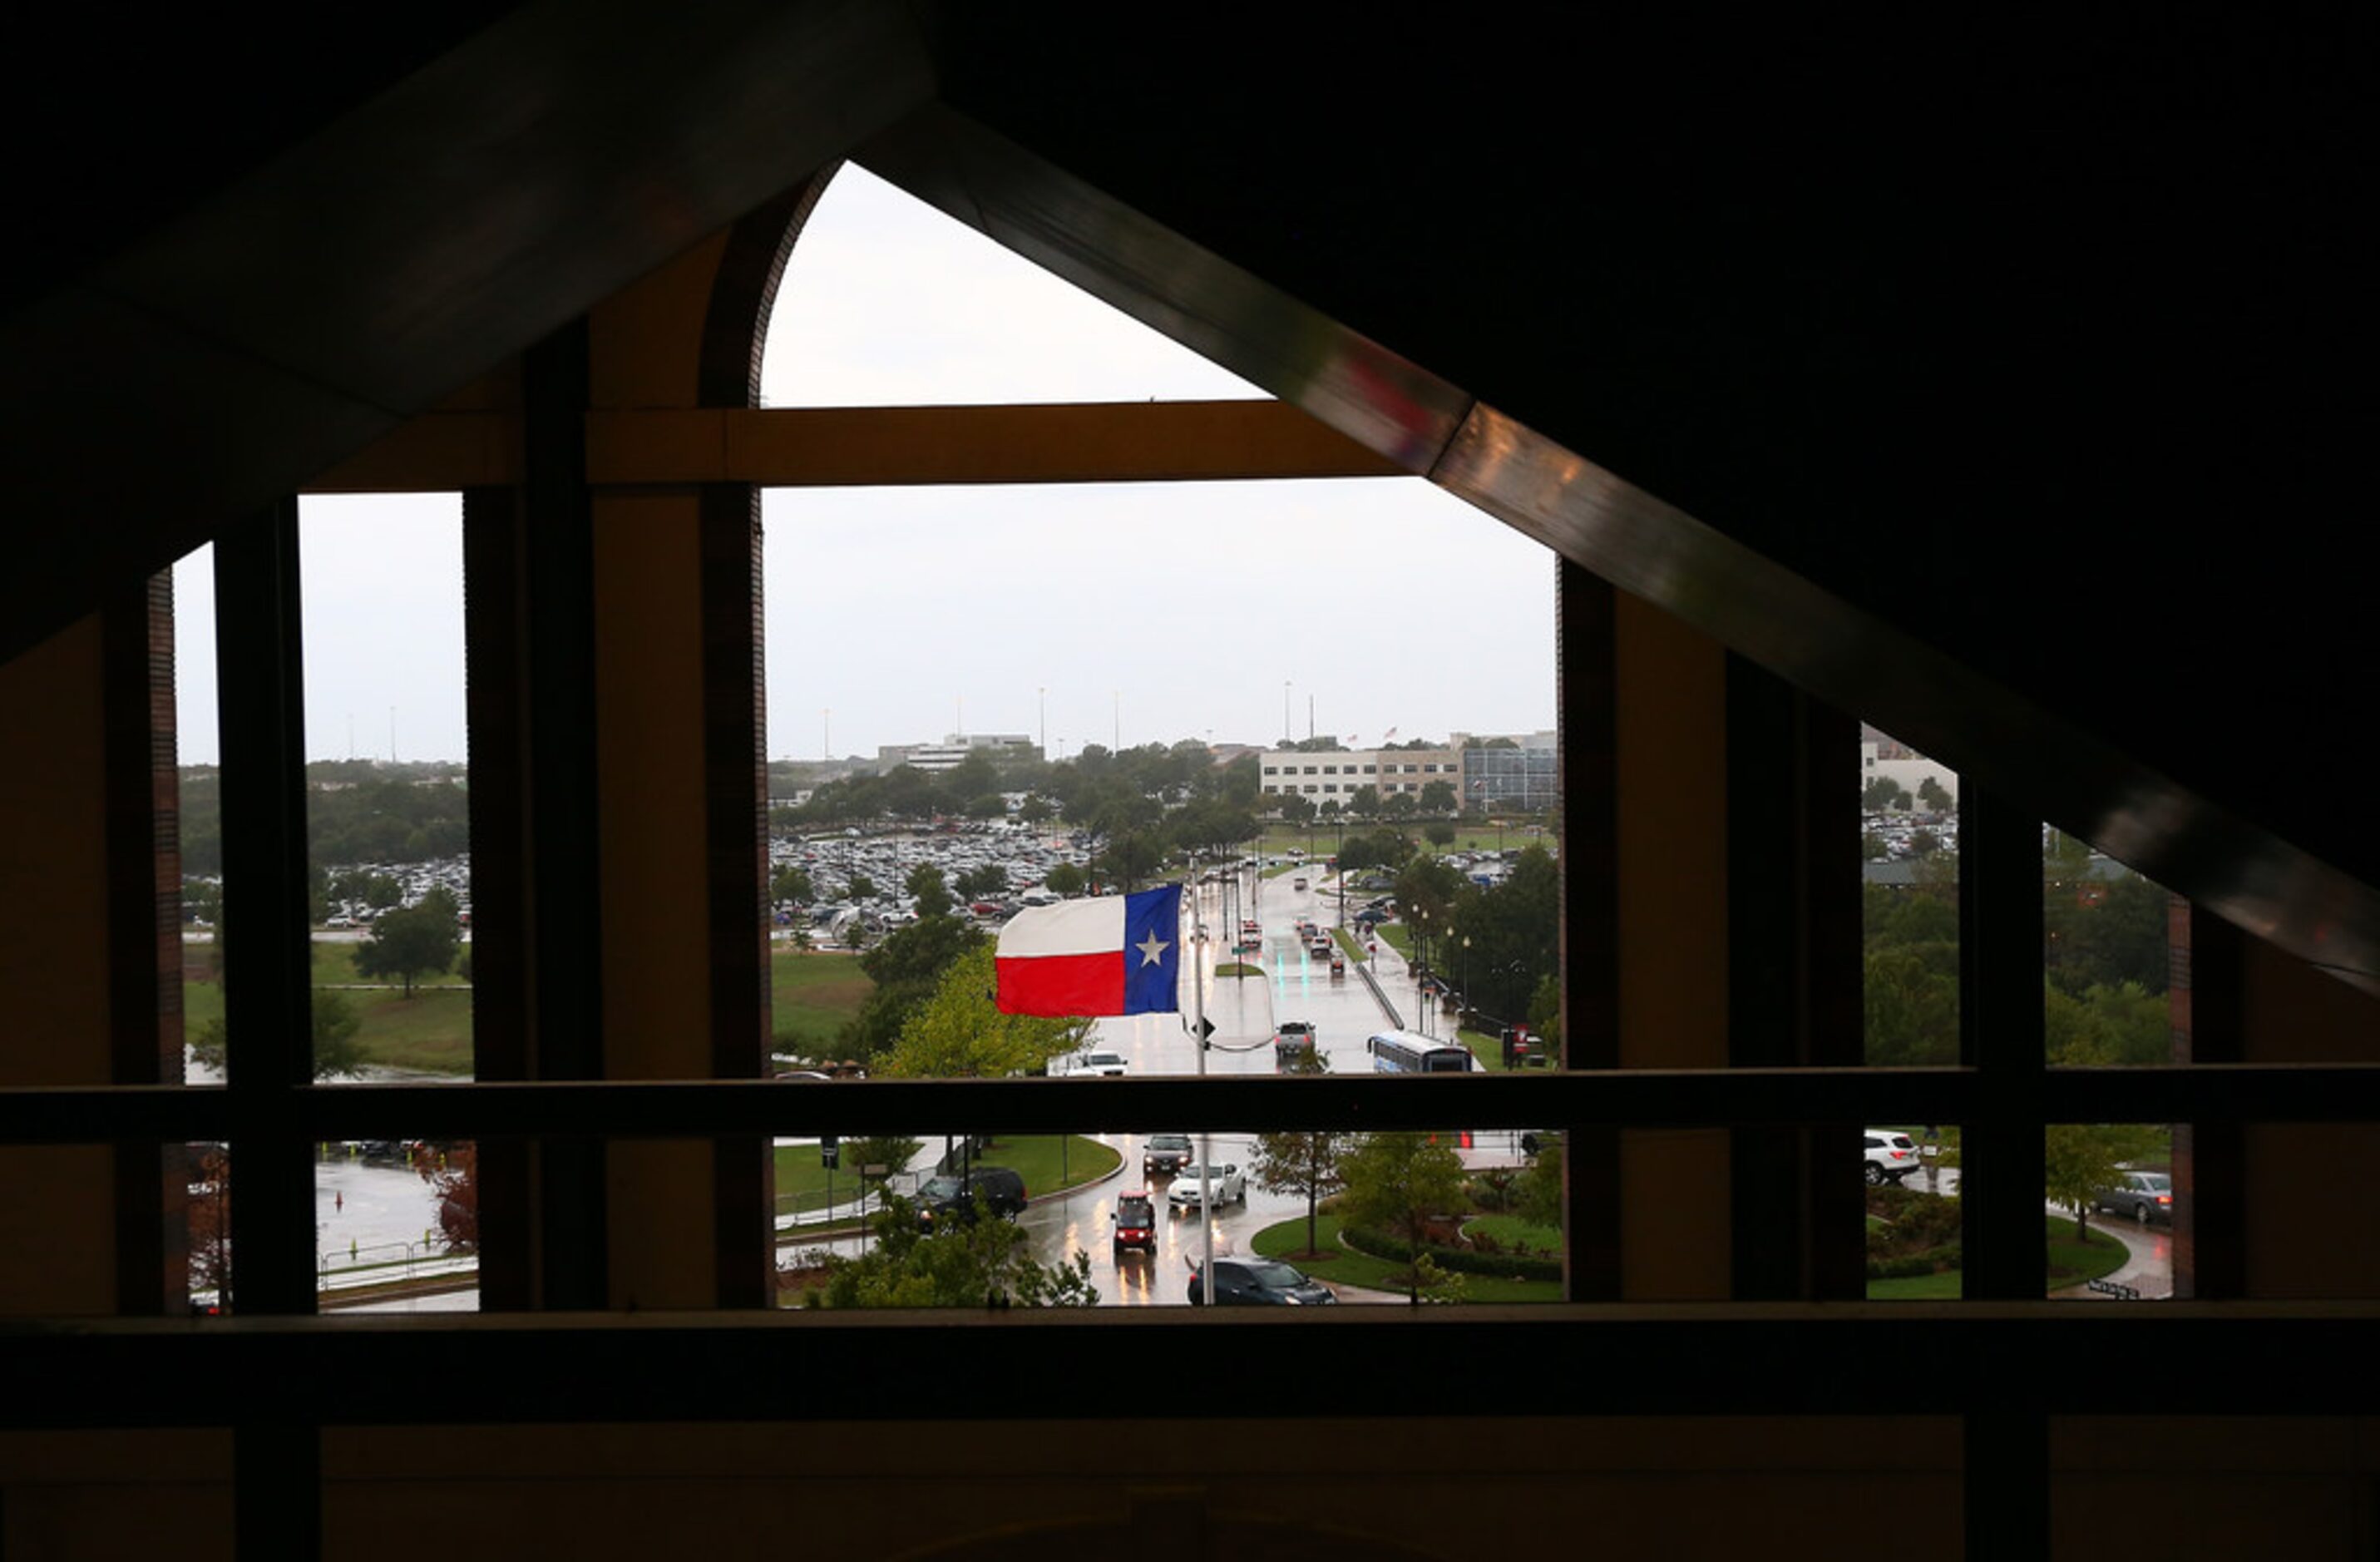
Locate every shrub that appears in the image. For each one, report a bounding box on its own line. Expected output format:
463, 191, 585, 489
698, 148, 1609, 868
1340, 1223, 1564, 1283
1468, 1168, 1518, 1213
1865, 1242, 1962, 1280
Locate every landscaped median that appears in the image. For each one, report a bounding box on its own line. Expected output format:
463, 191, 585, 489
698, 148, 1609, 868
1249, 1211, 1565, 1303
1863, 1184, 2133, 1299
772, 1133, 1120, 1231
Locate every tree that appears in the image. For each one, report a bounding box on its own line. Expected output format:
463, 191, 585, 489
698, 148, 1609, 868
906, 863, 954, 920
952, 863, 1009, 902
1862, 775, 1910, 813
352, 887, 462, 997
839, 915, 986, 1065
770, 863, 814, 904
1394, 853, 1465, 932
311, 991, 368, 1079
878, 946, 1090, 1079
188, 1144, 231, 1296
1525, 972, 1560, 1048
1440, 845, 1559, 1023
1423, 821, 1455, 848
2045, 980, 2172, 1067
1337, 1130, 1469, 1304
1419, 779, 1457, 813
1348, 784, 1381, 819
417, 1139, 477, 1252
1093, 830, 1162, 892
806, 1194, 1097, 1309
840, 1134, 924, 1181
2046, 866, 2172, 997
1250, 1129, 1348, 1258
1917, 774, 1953, 813
190, 991, 372, 1080
2044, 1121, 2163, 1243
1042, 863, 1087, 898
847, 872, 878, 902
1516, 1133, 1563, 1227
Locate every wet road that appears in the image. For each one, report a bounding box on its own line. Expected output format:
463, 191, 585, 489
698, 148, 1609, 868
1014, 868, 1503, 1306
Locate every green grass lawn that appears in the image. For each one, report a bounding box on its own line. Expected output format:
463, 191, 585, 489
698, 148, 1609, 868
1864, 1218, 2131, 1300
1460, 1213, 1563, 1256
1250, 1213, 1563, 1302
1455, 1025, 1511, 1071
769, 948, 872, 1056
347, 990, 473, 1072
1374, 924, 1414, 959
310, 939, 468, 988
773, 1133, 1119, 1219
1330, 928, 1367, 963
1215, 961, 1262, 977
2047, 1218, 2134, 1287
185, 975, 475, 1074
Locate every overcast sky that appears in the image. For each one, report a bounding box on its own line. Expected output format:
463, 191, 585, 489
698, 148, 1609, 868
174, 166, 1554, 766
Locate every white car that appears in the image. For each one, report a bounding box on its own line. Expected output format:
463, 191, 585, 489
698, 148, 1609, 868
1167, 1163, 1247, 1209
1863, 1129, 1923, 1185
1064, 1050, 1128, 1077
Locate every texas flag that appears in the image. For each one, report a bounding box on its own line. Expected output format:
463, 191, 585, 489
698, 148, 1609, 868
995, 884, 1183, 1017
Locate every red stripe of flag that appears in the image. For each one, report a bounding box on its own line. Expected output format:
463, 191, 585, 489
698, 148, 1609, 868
995, 950, 1123, 1018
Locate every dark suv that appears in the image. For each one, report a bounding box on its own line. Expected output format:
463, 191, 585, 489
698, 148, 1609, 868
915, 1166, 1028, 1229
1143, 1134, 1193, 1177
1113, 1193, 1158, 1258
1187, 1257, 1337, 1307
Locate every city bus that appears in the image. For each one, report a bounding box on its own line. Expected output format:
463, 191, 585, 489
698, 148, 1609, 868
1364, 1029, 1477, 1074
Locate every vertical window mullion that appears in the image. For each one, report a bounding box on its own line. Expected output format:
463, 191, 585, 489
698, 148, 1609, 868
1956, 783, 2047, 1555
215, 501, 324, 1562
214, 500, 318, 1316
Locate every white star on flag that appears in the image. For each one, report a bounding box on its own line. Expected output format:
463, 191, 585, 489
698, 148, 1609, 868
1135, 929, 1172, 967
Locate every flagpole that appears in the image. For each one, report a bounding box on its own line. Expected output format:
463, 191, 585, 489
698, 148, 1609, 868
1192, 857, 1214, 1307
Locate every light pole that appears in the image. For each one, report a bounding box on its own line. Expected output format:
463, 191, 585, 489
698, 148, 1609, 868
1460, 935, 1472, 1031
1334, 810, 1346, 928
1415, 908, 1432, 1037
1038, 687, 1045, 759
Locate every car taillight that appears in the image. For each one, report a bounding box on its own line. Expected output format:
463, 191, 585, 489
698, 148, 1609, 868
1892, 1149, 1913, 1160
2157, 1194, 2171, 1204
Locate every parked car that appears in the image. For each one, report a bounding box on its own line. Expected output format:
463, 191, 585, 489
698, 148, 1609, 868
2091, 1169, 2174, 1225
1863, 1129, 1922, 1185
1167, 1163, 1246, 1209
1186, 1257, 1337, 1306
1113, 1193, 1158, 1257
916, 1166, 1028, 1228
1062, 1050, 1128, 1076
1143, 1133, 1193, 1177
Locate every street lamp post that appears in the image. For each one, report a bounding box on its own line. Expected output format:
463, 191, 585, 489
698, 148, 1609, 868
1415, 908, 1432, 1037
1334, 811, 1346, 928
1461, 935, 1471, 1026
